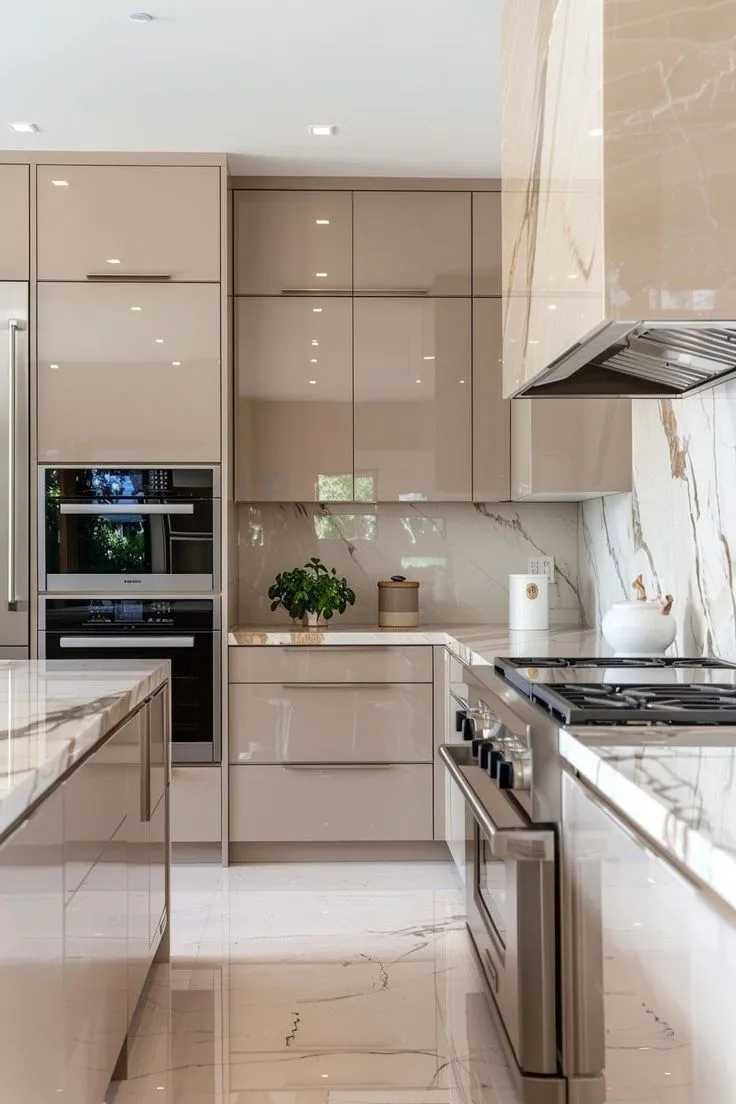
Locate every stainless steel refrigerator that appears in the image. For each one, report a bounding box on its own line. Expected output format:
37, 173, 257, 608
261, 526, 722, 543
0, 286, 29, 657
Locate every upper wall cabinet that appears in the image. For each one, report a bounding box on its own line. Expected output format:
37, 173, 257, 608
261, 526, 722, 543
235, 296, 353, 501
353, 298, 471, 501
472, 299, 510, 501
353, 192, 471, 296
234, 190, 352, 295
36, 165, 221, 281
0, 165, 29, 280
472, 192, 502, 295
37, 282, 221, 464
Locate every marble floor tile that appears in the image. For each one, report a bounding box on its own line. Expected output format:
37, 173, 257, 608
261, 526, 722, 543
107, 863, 517, 1104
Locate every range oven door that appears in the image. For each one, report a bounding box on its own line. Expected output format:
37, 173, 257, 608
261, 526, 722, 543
41, 467, 220, 593
440, 745, 559, 1085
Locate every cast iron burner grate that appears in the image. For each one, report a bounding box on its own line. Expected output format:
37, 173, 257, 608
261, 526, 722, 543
494, 656, 736, 696
530, 682, 736, 725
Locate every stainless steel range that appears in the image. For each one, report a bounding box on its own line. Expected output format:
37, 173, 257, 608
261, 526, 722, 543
440, 655, 736, 1104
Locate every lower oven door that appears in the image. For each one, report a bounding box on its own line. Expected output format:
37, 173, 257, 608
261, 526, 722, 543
440, 745, 558, 1078
40, 630, 220, 764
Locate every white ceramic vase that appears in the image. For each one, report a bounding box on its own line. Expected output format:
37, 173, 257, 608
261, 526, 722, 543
601, 600, 676, 656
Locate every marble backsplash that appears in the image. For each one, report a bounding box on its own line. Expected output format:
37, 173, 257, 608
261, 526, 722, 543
237, 501, 581, 627
580, 383, 736, 660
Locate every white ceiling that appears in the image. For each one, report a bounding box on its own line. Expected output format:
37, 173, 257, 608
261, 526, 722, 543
0, 0, 501, 177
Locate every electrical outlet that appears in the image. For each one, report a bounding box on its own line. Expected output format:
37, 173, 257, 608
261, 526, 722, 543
528, 556, 554, 581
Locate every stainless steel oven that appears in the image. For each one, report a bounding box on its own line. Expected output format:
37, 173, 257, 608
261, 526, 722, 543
440, 743, 562, 1103
39, 596, 221, 763
40, 466, 220, 593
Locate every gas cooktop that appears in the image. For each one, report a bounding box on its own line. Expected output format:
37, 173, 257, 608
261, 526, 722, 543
494, 656, 736, 726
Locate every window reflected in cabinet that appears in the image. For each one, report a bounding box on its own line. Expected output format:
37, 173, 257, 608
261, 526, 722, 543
235, 297, 353, 501
353, 298, 472, 502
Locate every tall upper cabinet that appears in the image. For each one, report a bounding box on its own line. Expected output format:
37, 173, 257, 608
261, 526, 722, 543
35, 164, 222, 464
0, 165, 30, 280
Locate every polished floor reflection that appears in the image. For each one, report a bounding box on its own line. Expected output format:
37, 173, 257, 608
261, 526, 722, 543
107, 862, 519, 1104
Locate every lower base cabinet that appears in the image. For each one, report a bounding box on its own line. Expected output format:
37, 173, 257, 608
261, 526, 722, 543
230, 763, 434, 843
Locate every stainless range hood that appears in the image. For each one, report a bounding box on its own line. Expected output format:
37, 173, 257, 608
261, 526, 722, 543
523, 321, 736, 398
501, 1, 735, 400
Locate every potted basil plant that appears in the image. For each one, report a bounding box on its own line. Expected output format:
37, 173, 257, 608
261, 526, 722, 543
268, 557, 356, 627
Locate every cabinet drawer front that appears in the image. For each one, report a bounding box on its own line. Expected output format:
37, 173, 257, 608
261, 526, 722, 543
229, 683, 432, 763
37, 282, 221, 464
229, 644, 432, 684
230, 764, 433, 842
37, 165, 220, 281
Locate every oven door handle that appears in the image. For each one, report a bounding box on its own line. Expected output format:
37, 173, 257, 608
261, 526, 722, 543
439, 744, 555, 861
59, 503, 195, 515
59, 636, 195, 649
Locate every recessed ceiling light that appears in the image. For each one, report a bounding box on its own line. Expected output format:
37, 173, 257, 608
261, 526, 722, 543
588, 127, 604, 137
155, 338, 164, 343
315, 219, 330, 225
9, 122, 38, 133
308, 125, 337, 137
308, 379, 317, 385
423, 355, 435, 361
312, 307, 323, 313
52, 179, 69, 187
315, 272, 328, 278
172, 360, 181, 366
106, 258, 121, 264
50, 363, 59, 370
129, 11, 154, 21
130, 305, 142, 311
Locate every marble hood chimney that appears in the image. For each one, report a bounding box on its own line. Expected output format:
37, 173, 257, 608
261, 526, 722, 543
501, 0, 736, 398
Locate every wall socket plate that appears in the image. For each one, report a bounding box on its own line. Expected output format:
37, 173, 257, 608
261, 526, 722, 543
528, 556, 555, 581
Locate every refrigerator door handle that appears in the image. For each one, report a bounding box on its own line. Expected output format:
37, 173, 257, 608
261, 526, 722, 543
7, 320, 20, 613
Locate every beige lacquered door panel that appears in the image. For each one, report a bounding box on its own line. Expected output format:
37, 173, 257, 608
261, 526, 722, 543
235, 190, 352, 294
229, 644, 432, 683
235, 296, 352, 500
229, 683, 433, 763
0, 165, 29, 280
473, 299, 510, 500
230, 764, 433, 841
37, 165, 220, 281
37, 282, 221, 463
472, 192, 502, 295
354, 192, 471, 295
354, 298, 471, 501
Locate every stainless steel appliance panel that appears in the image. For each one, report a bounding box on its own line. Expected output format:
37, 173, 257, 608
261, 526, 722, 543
0, 287, 29, 649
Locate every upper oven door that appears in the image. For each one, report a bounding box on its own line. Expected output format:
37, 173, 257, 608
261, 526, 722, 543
41, 467, 220, 592
440, 744, 559, 1078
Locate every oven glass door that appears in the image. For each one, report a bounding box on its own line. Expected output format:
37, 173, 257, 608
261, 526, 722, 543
42, 631, 219, 763
477, 829, 509, 949
43, 468, 218, 592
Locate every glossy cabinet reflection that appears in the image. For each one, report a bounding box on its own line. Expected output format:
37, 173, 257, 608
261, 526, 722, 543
472, 192, 502, 295
353, 298, 472, 501
235, 190, 352, 295
235, 296, 353, 501
36, 165, 221, 281
0, 164, 29, 279
472, 299, 510, 500
37, 281, 221, 463
353, 192, 471, 295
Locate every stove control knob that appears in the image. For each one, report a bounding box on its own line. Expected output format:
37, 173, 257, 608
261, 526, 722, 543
456, 709, 467, 733
497, 760, 514, 789
462, 716, 476, 742
479, 740, 495, 770
489, 749, 504, 779
471, 736, 487, 760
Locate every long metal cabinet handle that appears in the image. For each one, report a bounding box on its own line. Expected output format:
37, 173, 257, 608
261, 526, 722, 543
60, 636, 195, 649
439, 744, 555, 861
59, 503, 194, 515
281, 763, 397, 771
85, 273, 172, 282
7, 320, 19, 613
280, 681, 393, 689
140, 705, 151, 822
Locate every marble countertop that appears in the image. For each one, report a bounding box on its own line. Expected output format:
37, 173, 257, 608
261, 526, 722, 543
228, 623, 608, 667
0, 659, 170, 845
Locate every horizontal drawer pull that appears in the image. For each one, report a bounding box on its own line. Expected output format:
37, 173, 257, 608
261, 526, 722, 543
281, 763, 397, 771
280, 681, 395, 689
85, 273, 172, 281
278, 645, 396, 652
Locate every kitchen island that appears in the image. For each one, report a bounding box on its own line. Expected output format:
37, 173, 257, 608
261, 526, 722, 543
0, 659, 171, 1104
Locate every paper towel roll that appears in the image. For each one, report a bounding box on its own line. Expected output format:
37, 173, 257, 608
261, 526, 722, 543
509, 574, 549, 632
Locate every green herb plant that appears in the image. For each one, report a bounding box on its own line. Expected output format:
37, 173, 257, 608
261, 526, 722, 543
268, 557, 356, 623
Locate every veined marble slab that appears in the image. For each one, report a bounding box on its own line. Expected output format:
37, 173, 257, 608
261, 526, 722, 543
0, 659, 169, 844
560, 730, 736, 917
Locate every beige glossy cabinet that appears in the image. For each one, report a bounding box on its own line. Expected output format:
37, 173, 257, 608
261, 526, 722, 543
235, 190, 352, 295
511, 397, 632, 500
235, 295, 353, 500
36, 164, 220, 281
353, 298, 471, 501
37, 281, 221, 463
472, 192, 502, 295
0, 164, 29, 280
353, 192, 471, 295
472, 299, 510, 500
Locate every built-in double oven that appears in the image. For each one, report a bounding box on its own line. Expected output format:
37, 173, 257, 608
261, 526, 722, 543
39, 467, 221, 764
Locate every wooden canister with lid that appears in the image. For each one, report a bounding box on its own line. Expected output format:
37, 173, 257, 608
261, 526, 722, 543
377, 576, 420, 628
